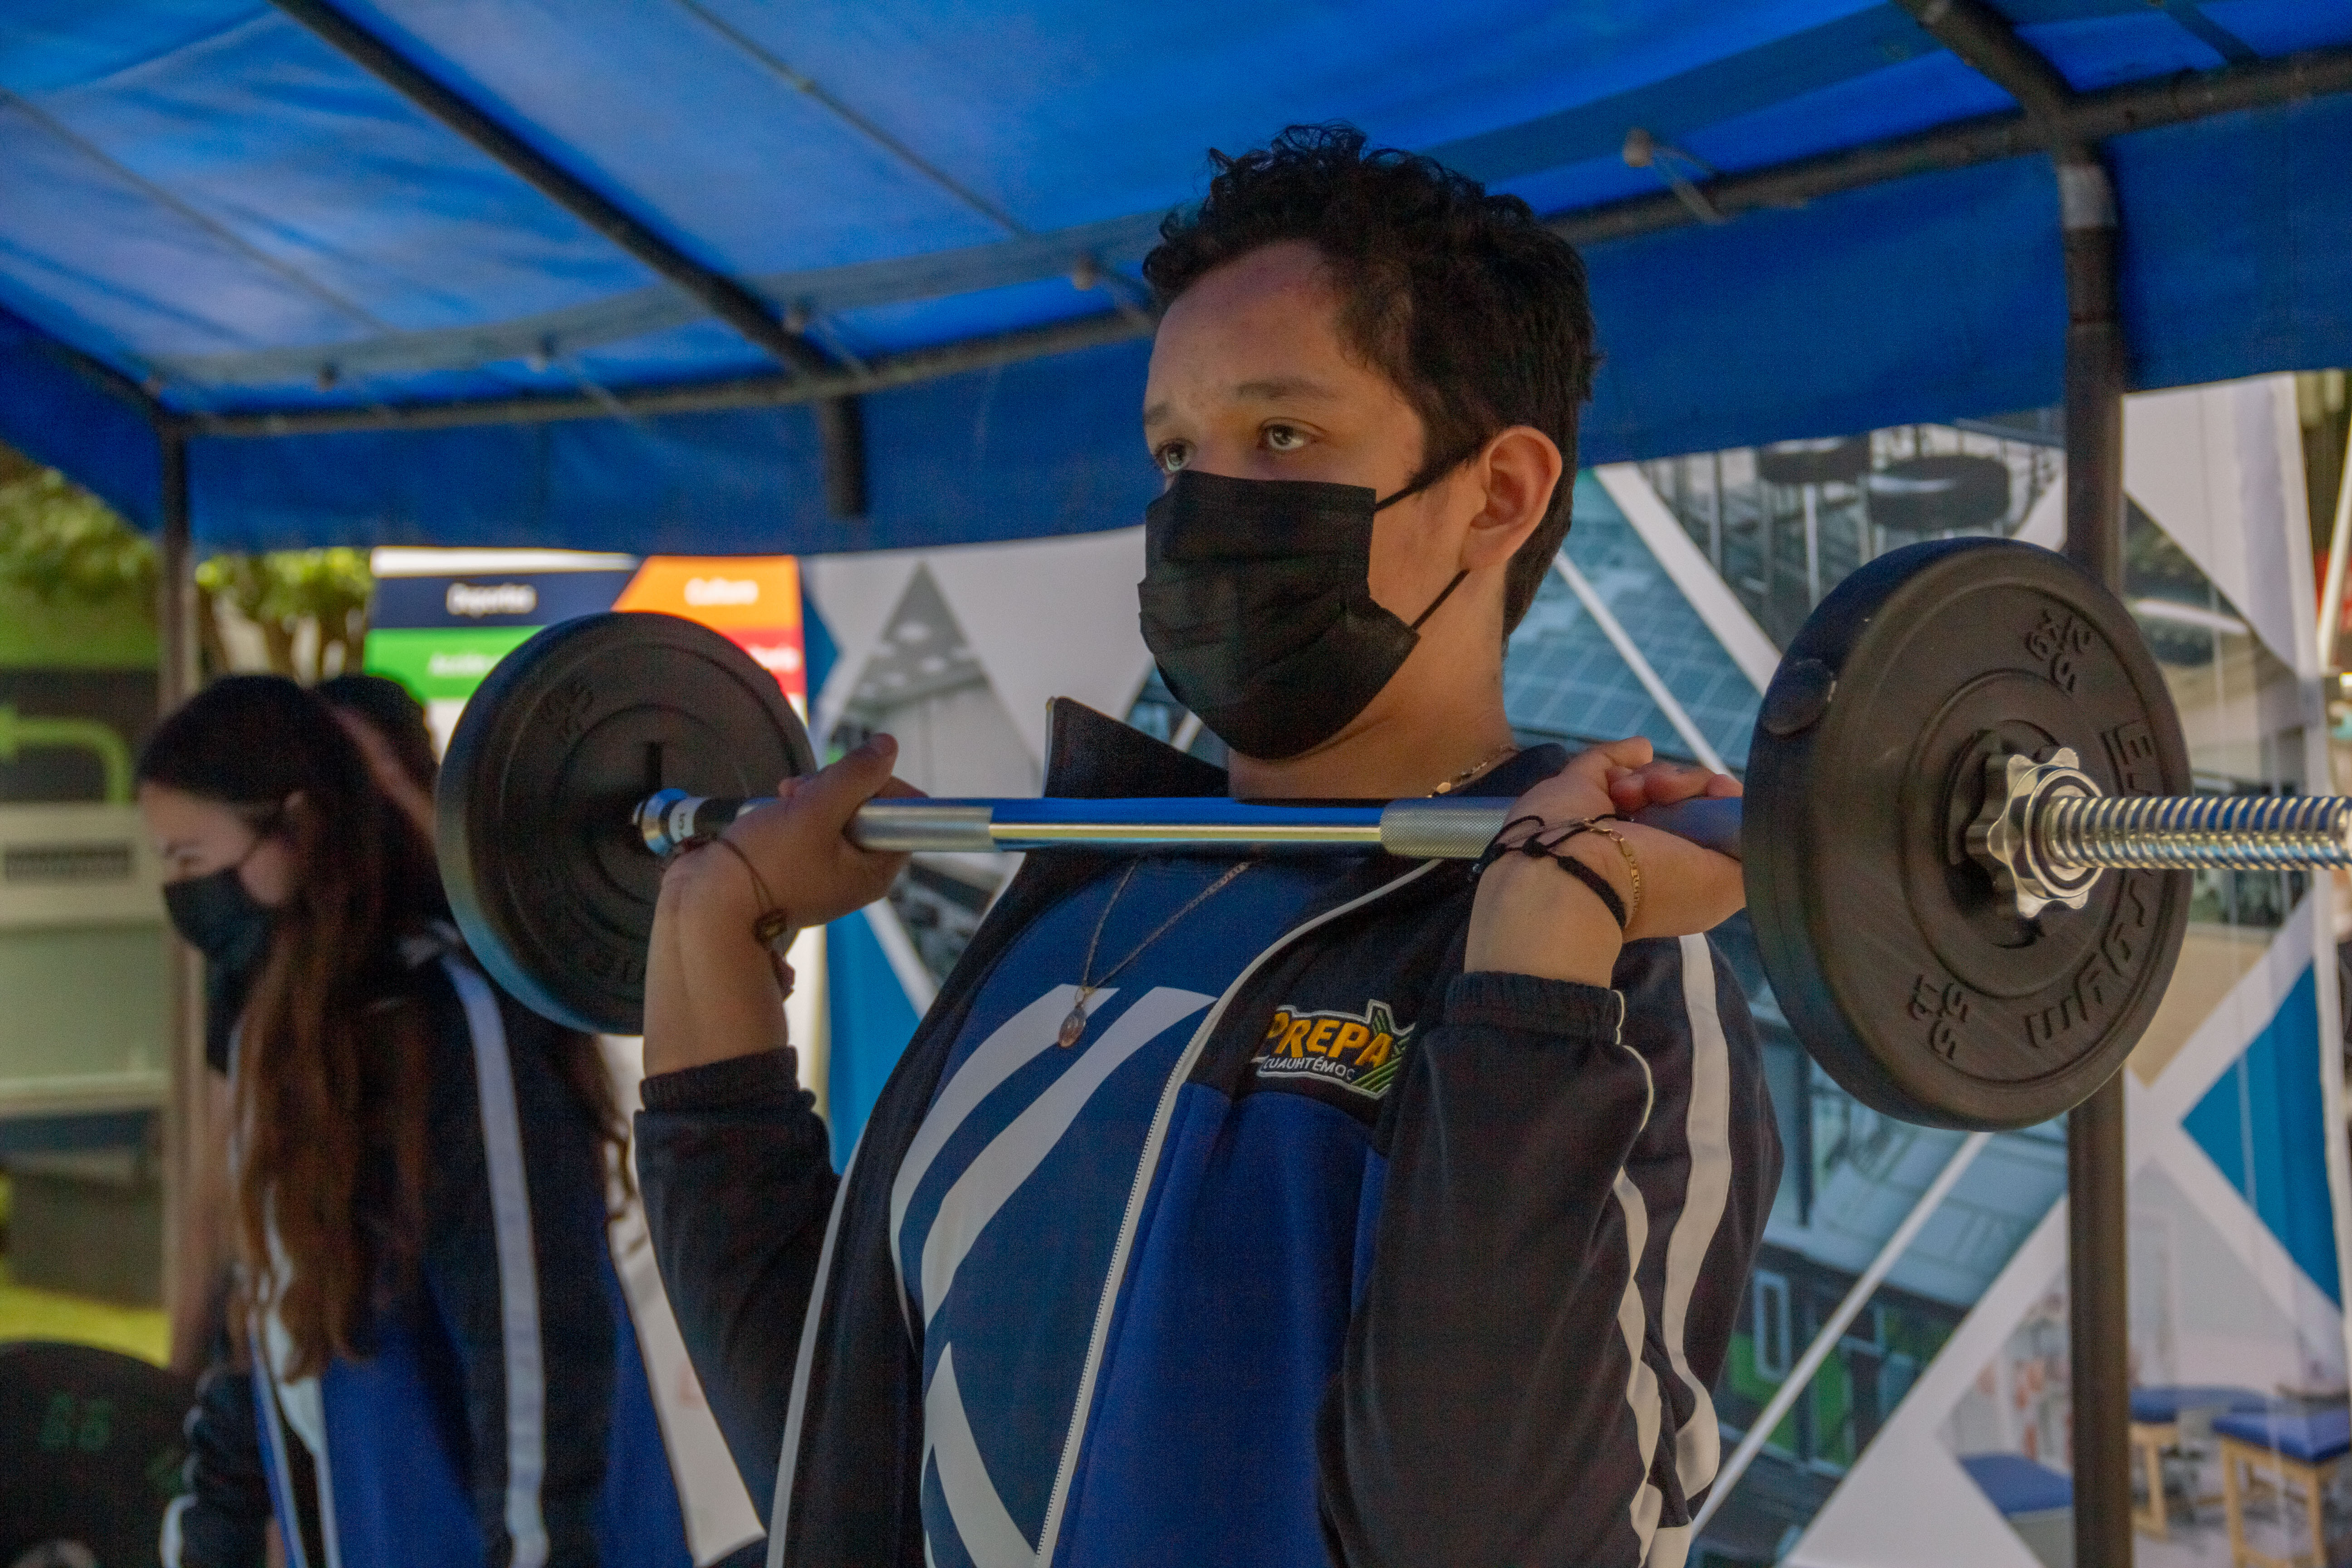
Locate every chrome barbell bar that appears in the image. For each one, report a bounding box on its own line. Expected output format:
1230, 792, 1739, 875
637, 751, 2352, 923
636, 788, 1689, 861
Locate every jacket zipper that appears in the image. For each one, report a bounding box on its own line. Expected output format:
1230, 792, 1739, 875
1029, 860, 1442, 1565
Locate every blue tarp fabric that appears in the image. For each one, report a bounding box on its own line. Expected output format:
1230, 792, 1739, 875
2, 2, 2350, 550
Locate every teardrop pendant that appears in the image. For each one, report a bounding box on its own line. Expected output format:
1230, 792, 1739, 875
1057, 1004, 1089, 1049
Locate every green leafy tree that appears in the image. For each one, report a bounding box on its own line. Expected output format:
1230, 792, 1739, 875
0, 463, 158, 609
0, 445, 372, 681
195, 548, 372, 681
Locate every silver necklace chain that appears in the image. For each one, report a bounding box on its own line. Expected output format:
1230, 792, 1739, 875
1059, 858, 1254, 1048
1054, 740, 1511, 1049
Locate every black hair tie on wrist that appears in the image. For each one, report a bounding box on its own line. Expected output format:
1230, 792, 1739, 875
1549, 852, 1628, 930
1468, 815, 1545, 877
1468, 813, 1631, 930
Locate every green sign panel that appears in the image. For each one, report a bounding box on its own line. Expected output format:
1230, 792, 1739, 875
363, 626, 540, 701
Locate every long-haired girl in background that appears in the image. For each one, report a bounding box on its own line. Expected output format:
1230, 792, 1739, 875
137, 674, 725, 1568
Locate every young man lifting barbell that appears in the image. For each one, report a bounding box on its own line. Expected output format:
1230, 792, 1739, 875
637, 126, 1776, 1568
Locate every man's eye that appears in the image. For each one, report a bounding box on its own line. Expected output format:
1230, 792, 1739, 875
1155, 442, 1191, 474
1263, 424, 1308, 452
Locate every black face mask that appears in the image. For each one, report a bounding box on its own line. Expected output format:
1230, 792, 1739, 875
1138, 467, 1468, 760
164, 859, 276, 1069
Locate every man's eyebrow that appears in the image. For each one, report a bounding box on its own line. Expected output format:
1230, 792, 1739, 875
1142, 377, 1340, 429
1232, 376, 1338, 402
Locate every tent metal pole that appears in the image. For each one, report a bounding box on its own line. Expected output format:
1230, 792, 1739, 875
1897, 0, 2075, 121
266, 0, 869, 514
2058, 145, 2134, 1568
2060, 155, 2128, 585
1901, 6, 2136, 1559
156, 430, 197, 773
154, 427, 207, 1369
815, 395, 867, 520
2317, 406, 2352, 671
264, 0, 820, 374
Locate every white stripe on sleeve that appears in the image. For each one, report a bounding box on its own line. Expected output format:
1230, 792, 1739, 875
1662, 935, 1735, 1499
1609, 1002, 1666, 1561
444, 958, 551, 1568
159, 1494, 192, 1567
248, 1323, 315, 1568
770, 1130, 865, 1568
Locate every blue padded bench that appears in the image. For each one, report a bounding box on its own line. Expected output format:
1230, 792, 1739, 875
2211, 1405, 2352, 1568
2134, 1387, 2270, 1424
2131, 1387, 2271, 1537
1961, 1453, 2074, 1568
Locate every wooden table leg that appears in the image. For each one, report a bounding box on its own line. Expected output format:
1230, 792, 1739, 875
2225, 1438, 2248, 1568
2300, 1455, 2323, 1568
2134, 1421, 2176, 1537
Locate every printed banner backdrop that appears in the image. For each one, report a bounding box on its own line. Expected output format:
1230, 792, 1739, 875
1779, 379, 2352, 1568
799, 529, 1157, 1166
784, 379, 2349, 1567
612, 555, 809, 690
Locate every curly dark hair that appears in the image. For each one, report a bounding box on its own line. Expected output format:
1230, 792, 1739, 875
1143, 124, 1598, 632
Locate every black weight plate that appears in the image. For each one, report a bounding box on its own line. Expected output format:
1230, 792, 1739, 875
0, 1341, 192, 1568
438, 612, 813, 1034
1744, 538, 2191, 1130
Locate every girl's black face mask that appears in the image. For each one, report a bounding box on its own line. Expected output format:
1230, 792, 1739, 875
1138, 467, 1466, 760
162, 847, 277, 1069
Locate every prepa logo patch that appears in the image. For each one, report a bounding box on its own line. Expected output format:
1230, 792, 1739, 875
1254, 1000, 1413, 1099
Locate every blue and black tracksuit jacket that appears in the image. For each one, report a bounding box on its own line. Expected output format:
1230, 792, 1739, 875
164, 946, 707, 1568
639, 701, 1781, 1567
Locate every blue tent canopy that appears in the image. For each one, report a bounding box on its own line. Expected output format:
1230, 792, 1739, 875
1, 0, 2348, 552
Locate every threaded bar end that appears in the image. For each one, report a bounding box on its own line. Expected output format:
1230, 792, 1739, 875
2039, 794, 2352, 870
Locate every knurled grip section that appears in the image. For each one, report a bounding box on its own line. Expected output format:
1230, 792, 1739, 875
1378, 797, 1516, 859
2038, 794, 2352, 871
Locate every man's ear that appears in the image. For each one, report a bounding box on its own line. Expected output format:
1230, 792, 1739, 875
1459, 426, 1563, 571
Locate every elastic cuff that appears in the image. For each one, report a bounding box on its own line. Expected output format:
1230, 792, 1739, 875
641, 1047, 804, 1113
1443, 970, 1625, 1038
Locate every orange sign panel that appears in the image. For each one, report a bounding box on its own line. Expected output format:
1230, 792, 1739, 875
614, 556, 806, 700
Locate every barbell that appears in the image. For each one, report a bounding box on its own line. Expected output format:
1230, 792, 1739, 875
436, 536, 2341, 1132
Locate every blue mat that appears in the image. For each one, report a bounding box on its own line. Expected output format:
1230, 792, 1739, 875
2213, 1406, 2352, 1465
2130, 1385, 2270, 1424
1960, 1452, 2073, 1516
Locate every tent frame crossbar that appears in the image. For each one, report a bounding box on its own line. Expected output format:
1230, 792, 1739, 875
91, 38, 2348, 442
154, 309, 1149, 439
1556, 40, 2352, 245
265, 0, 869, 512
